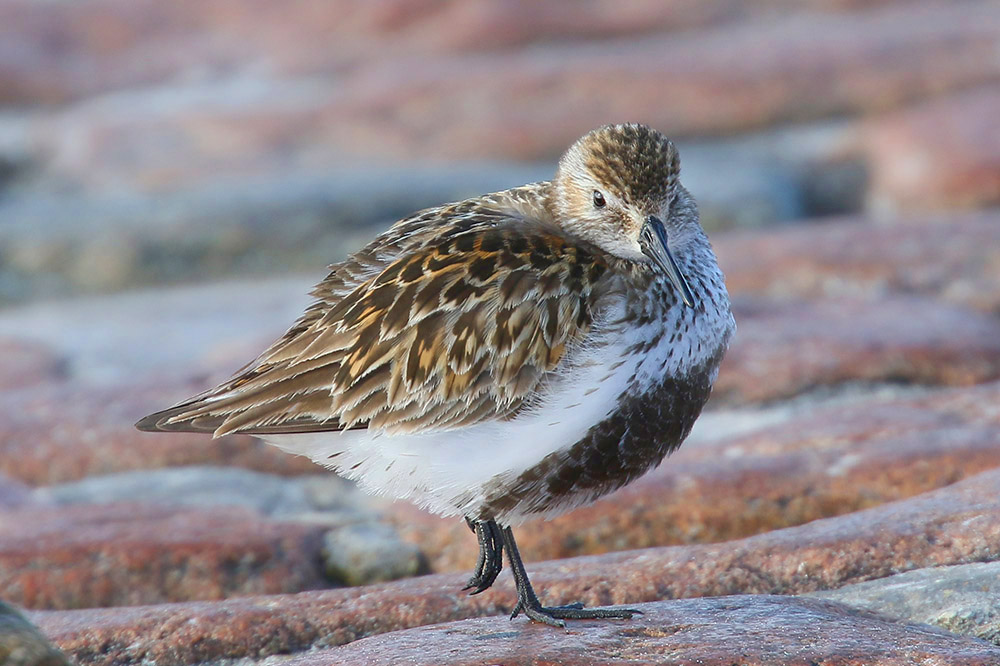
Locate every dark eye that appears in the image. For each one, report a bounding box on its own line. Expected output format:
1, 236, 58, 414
592, 190, 606, 208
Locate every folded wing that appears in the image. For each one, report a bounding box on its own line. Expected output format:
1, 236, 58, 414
136, 204, 609, 437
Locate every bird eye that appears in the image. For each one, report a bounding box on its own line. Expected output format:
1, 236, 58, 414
592, 190, 606, 208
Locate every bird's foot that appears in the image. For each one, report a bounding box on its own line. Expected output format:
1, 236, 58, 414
510, 599, 643, 628
462, 518, 503, 595
496, 524, 641, 627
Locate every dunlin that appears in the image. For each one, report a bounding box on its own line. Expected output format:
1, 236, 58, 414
137, 123, 735, 626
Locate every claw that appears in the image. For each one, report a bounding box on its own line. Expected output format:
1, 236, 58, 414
498, 524, 640, 627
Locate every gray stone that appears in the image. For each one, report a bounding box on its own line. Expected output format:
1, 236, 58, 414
0, 600, 72, 666
0, 164, 549, 305
0, 278, 311, 386
33, 466, 313, 516
0, 475, 34, 509
679, 143, 803, 231
809, 562, 1000, 646
322, 523, 427, 587
678, 119, 861, 228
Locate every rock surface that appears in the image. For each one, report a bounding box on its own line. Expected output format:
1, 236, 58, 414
0, 0, 923, 105
0, 600, 72, 666
322, 523, 427, 586
2, 2, 1000, 302
0, 382, 317, 484
2, 268, 997, 486
16, 1, 999, 180
811, 562, 1000, 647
31, 468, 1000, 665
312, 596, 1000, 666
33, 466, 317, 516
0, 474, 34, 509
716, 296, 1000, 404
716, 210, 1000, 313
0, 503, 328, 610
0, 338, 64, 392
4, 3, 1000, 663
863, 86, 1000, 215
0, 277, 311, 386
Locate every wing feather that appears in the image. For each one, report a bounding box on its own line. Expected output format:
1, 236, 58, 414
136, 188, 610, 437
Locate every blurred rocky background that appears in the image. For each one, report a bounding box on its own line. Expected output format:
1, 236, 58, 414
2, 1, 1000, 664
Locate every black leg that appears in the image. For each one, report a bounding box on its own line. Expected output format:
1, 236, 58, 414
499, 525, 642, 627
463, 518, 504, 594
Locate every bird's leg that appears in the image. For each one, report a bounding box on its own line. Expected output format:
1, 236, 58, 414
500, 525, 642, 627
462, 517, 504, 594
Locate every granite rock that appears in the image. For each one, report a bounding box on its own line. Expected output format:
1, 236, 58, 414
7, 276, 997, 488
716, 209, 1000, 313
314, 595, 1000, 666
0, 475, 34, 509
810, 561, 1000, 647
0, 503, 328, 610
0, 0, 917, 105
0, 145, 807, 303
32, 467, 382, 524
31, 468, 1000, 665
33, 466, 315, 517
716, 296, 1000, 404
16, 1, 1000, 189
0, 277, 311, 386
322, 523, 427, 586
0, 382, 317, 484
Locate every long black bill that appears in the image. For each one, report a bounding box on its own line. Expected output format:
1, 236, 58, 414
639, 215, 695, 308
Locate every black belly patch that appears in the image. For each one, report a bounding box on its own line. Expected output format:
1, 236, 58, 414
474, 362, 717, 521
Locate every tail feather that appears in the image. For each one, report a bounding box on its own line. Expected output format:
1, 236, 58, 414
134, 404, 227, 434
135, 401, 355, 436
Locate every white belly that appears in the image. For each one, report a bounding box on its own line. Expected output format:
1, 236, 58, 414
266, 332, 636, 519
265, 290, 733, 522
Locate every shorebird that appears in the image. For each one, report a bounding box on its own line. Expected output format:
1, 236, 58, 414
137, 123, 735, 626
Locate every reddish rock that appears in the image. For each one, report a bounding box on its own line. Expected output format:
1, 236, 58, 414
32, 469, 1000, 665
0, 381, 316, 484
316, 596, 1000, 666
391, 381, 1000, 573
0, 337, 64, 391
863, 86, 1000, 215
0, 503, 327, 610
0, 0, 934, 105
715, 296, 1000, 404
23, 1, 1000, 192
716, 210, 1000, 313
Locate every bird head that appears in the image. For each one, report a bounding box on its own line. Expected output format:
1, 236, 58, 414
551, 123, 695, 307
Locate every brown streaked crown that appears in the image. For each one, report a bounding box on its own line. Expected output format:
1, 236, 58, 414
576, 124, 679, 208
548, 123, 683, 263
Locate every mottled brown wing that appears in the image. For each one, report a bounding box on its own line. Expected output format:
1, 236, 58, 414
136, 206, 609, 437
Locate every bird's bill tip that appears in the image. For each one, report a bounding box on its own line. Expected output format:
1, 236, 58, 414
641, 216, 695, 308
